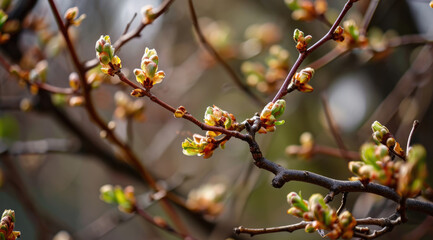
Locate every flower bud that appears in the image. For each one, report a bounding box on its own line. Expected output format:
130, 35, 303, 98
287, 192, 309, 212
141, 6, 155, 24
130, 88, 146, 97
64, 7, 78, 21
174, 106, 187, 118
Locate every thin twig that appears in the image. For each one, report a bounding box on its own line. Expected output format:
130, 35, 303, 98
337, 192, 349, 215
272, 0, 357, 102
83, 0, 177, 70
47, 0, 190, 235
234, 222, 309, 236
187, 0, 264, 106
406, 120, 419, 153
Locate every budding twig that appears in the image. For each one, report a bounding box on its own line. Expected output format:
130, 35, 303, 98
272, 0, 358, 102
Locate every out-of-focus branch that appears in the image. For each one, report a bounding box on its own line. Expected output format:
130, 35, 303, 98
321, 94, 350, 161
187, 0, 264, 106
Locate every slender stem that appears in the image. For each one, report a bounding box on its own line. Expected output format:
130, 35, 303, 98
187, 0, 264, 106
234, 222, 309, 236
116, 71, 249, 141
47, 0, 189, 235
83, 0, 176, 71
337, 192, 348, 215
272, 0, 357, 102
406, 120, 419, 153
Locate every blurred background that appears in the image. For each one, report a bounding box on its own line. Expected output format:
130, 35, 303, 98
1, 0, 433, 239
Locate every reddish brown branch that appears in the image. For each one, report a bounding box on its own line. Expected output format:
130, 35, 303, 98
47, 0, 190, 235
83, 0, 176, 70
272, 0, 358, 102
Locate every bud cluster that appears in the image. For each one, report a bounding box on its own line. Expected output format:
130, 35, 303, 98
95, 35, 122, 76
285, 0, 328, 22
134, 47, 165, 90
286, 192, 356, 239
371, 121, 404, 157
259, 99, 286, 133
349, 143, 401, 186
291, 67, 315, 93
99, 185, 137, 213
349, 121, 428, 197
64, 7, 86, 27
0, 209, 21, 240
182, 106, 238, 158
204, 105, 238, 137
182, 134, 218, 159
293, 29, 312, 52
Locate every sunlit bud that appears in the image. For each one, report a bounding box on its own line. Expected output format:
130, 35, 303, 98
339, 211, 355, 228
430, 1, 433, 8
271, 99, 286, 118
348, 161, 364, 175
68, 72, 80, 91
386, 137, 395, 147
287, 207, 303, 217
287, 192, 309, 212
69, 96, 84, 107
141, 6, 155, 24
333, 26, 345, 42
298, 67, 314, 84
174, 106, 187, 118
293, 28, 303, 42
64, 6, 87, 26
130, 88, 146, 97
